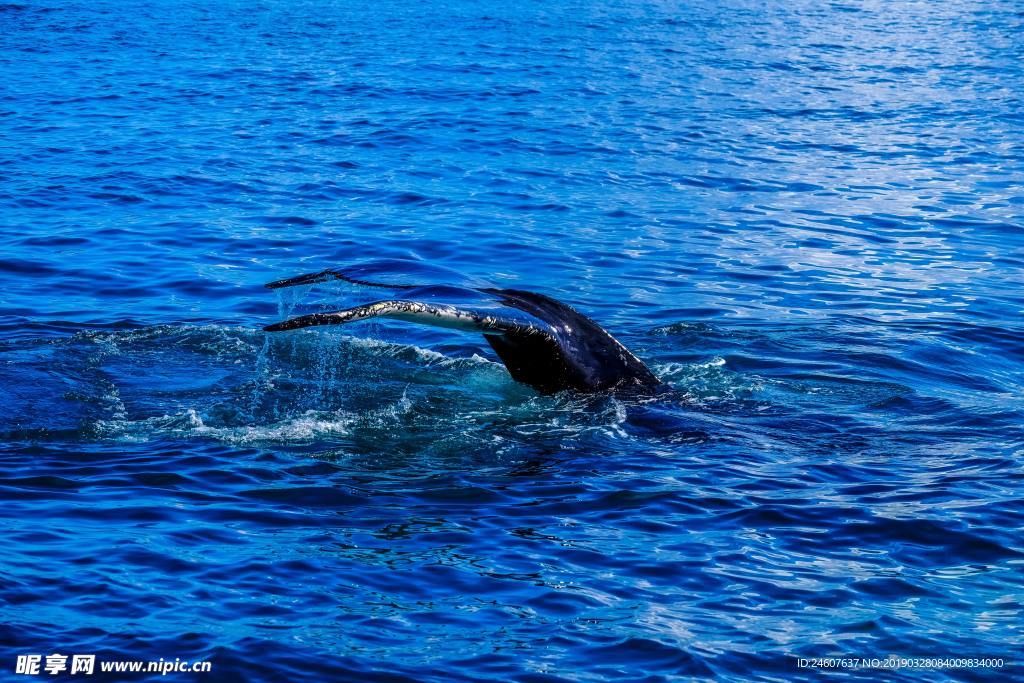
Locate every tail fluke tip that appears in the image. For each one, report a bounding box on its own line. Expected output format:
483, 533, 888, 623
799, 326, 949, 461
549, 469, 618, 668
264, 270, 339, 290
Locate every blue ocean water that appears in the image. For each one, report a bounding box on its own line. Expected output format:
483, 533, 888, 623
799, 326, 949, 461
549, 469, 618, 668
1, 0, 1023, 679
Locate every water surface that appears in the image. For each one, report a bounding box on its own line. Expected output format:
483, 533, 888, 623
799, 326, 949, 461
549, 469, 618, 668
1, 1, 1022, 680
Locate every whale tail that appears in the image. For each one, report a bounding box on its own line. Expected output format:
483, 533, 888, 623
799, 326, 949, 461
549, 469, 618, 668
262, 262, 661, 395
263, 299, 538, 336
264, 269, 417, 291
265, 260, 492, 292
263, 298, 581, 393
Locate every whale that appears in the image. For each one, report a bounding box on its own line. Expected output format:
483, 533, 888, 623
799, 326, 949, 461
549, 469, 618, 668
263, 260, 661, 395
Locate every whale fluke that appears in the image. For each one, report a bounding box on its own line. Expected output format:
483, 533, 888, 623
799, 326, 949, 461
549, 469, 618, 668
263, 299, 538, 335
263, 262, 660, 395
265, 268, 418, 291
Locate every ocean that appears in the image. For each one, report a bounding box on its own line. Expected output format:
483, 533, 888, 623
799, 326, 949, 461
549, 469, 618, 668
1, 1, 1022, 680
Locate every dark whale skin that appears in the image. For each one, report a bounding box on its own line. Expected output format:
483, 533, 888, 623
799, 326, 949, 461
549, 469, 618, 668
481, 289, 661, 395
264, 264, 661, 396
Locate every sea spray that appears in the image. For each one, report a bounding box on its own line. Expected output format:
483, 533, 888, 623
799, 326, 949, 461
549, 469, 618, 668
247, 334, 273, 416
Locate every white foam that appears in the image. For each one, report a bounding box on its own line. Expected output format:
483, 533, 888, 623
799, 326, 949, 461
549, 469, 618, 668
94, 407, 358, 444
